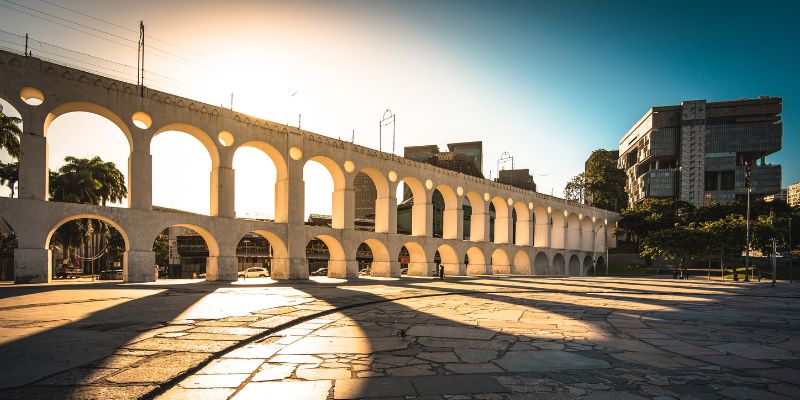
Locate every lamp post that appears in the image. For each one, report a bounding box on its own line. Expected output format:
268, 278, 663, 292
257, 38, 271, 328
744, 161, 752, 282
379, 109, 395, 154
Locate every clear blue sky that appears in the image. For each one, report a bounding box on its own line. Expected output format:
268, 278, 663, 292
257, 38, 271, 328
0, 0, 797, 215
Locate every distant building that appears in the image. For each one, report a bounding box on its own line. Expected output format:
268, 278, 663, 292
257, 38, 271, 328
353, 172, 377, 219
619, 97, 782, 206
397, 141, 483, 237
495, 169, 537, 192
764, 189, 787, 203
788, 182, 800, 207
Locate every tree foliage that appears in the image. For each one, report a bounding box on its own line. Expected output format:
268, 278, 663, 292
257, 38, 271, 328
0, 105, 21, 159
564, 173, 587, 204
583, 149, 627, 211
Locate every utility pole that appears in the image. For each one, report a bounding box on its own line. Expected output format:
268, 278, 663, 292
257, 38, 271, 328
137, 21, 145, 97
24, 33, 28, 57
790, 216, 793, 283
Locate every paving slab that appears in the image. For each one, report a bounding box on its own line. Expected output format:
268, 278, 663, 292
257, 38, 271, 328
494, 350, 611, 372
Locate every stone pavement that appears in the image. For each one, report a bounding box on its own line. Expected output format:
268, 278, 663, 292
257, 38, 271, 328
0, 276, 799, 399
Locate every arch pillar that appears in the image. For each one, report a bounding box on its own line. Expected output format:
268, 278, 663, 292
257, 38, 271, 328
14, 247, 51, 284
407, 261, 434, 276
471, 208, 489, 242
332, 179, 354, 230
535, 218, 550, 247
205, 250, 238, 282
515, 213, 532, 246
128, 132, 152, 210
210, 164, 235, 218
494, 204, 513, 244
277, 142, 310, 280
443, 195, 463, 240
375, 194, 396, 234
18, 111, 48, 201
412, 192, 433, 237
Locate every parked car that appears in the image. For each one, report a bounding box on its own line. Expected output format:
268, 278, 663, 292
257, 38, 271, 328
238, 267, 269, 278
400, 267, 408, 275
98, 269, 123, 280
55, 265, 82, 279
312, 267, 328, 276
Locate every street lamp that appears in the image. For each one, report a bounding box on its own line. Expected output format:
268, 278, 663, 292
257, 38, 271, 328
744, 161, 752, 282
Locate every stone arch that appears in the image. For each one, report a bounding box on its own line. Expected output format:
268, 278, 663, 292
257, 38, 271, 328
47, 214, 130, 252
402, 241, 429, 276
397, 176, 428, 236
568, 254, 581, 277
151, 123, 219, 169
533, 206, 548, 247
152, 223, 219, 280
513, 250, 531, 275
435, 184, 460, 240
436, 244, 460, 276
594, 256, 606, 276
45, 215, 130, 281
513, 201, 531, 246
312, 234, 347, 278
466, 246, 487, 275
490, 196, 510, 244
552, 253, 566, 275
235, 231, 280, 275
551, 211, 566, 249
305, 155, 347, 229
358, 167, 390, 233
583, 255, 594, 276
581, 217, 594, 252
44, 101, 133, 151
151, 124, 217, 215
234, 141, 288, 222
491, 248, 510, 274
361, 238, 392, 276
567, 213, 581, 250
533, 251, 549, 275
464, 191, 486, 241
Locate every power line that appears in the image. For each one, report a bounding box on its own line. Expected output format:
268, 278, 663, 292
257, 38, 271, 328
2, 0, 136, 44
37, 0, 208, 59
1, 0, 218, 71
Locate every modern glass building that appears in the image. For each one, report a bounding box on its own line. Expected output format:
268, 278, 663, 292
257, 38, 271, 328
618, 97, 782, 206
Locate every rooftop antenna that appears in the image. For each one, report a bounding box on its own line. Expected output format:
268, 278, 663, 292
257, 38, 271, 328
497, 151, 514, 176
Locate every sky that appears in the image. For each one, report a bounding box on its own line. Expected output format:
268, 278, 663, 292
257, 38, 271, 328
0, 0, 797, 218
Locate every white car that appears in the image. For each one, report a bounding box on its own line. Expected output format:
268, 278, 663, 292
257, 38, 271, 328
238, 267, 269, 278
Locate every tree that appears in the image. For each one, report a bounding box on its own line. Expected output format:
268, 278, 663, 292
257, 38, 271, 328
584, 149, 627, 211
0, 105, 21, 159
616, 198, 694, 247
47, 156, 127, 274
701, 215, 747, 278
0, 162, 18, 197
640, 225, 704, 271
49, 156, 127, 205
564, 173, 587, 204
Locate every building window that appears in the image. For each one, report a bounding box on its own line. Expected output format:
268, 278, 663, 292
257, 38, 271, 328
720, 170, 735, 191
704, 171, 718, 191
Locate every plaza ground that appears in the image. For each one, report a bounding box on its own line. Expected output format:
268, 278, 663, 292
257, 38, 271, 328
0, 276, 799, 399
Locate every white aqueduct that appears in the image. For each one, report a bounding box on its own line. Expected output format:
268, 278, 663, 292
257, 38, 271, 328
0, 50, 619, 284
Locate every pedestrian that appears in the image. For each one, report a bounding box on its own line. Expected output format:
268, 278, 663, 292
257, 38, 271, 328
438, 264, 444, 280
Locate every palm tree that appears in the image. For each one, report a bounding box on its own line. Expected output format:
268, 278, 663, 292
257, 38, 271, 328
48, 156, 127, 273
0, 162, 18, 197
94, 158, 127, 206
0, 105, 21, 159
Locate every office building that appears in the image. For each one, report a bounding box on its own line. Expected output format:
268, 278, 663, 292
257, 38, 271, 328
619, 97, 782, 206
